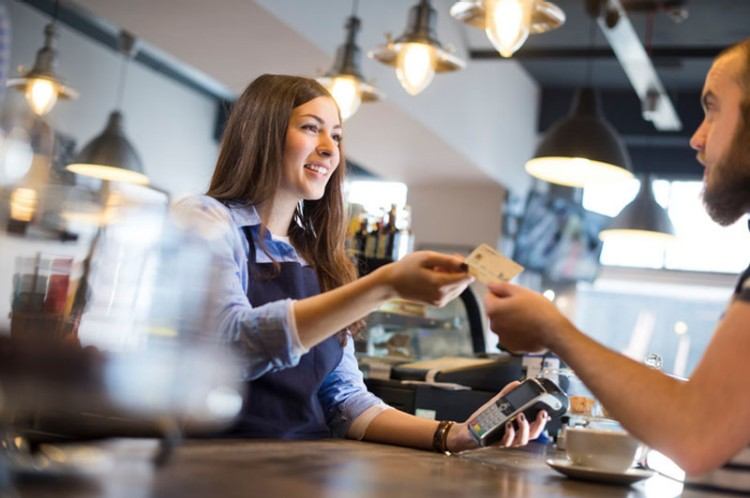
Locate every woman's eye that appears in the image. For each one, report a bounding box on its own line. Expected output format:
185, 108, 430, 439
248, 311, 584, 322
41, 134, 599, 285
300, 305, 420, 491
302, 124, 318, 132
332, 134, 343, 143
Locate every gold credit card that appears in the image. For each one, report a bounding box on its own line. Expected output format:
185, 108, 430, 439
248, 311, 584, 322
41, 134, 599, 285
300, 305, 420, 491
465, 243, 524, 284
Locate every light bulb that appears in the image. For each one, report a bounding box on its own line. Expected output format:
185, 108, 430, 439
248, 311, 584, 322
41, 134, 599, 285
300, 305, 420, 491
395, 42, 436, 96
25, 78, 59, 115
328, 75, 362, 121
0, 126, 34, 184
10, 187, 38, 222
484, 0, 533, 58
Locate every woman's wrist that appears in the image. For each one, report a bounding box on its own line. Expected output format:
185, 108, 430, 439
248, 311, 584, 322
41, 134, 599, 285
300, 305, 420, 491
368, 263, 399, 302
446, 422, 479, 454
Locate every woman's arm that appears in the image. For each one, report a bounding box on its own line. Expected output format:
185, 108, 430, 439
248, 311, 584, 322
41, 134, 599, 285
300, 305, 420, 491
361, 381, 549, 452
175, 196, 473, 379
317, 338, 387, 437
294, 251, 473, 350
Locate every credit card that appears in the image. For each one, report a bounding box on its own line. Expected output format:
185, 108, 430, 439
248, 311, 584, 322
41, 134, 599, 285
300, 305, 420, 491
465, 243, 524, 284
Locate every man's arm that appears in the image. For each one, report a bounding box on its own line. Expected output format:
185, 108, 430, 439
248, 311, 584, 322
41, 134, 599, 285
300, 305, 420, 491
485, 281, 750, 475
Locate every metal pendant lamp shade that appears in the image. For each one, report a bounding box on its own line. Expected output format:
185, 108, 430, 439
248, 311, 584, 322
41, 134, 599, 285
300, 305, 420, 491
450, 0, 565, 58
525, 87, 634, 188
599, 176, 676, 243
450, 0, 565, 32
317, 15, 383, 121
67, 111, 148, 185
7, 23, 79, 116
66, 31, 147, 185
369, 0, 464, 96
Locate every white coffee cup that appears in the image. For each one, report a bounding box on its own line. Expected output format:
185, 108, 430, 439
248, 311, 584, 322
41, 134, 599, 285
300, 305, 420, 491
566, 427, 643, 472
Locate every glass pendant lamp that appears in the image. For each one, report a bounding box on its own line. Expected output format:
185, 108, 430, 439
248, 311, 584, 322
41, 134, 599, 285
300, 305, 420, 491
317, 4, 383, 121
451, 0, 565, 58
370, 0, 464, 96
7, 21, 79, 115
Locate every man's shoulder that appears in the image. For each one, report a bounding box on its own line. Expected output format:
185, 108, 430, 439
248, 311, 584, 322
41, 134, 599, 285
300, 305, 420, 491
734, 262, 750, 302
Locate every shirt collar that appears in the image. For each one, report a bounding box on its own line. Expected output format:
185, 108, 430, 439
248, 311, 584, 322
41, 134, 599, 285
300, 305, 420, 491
226, 201, 262, 228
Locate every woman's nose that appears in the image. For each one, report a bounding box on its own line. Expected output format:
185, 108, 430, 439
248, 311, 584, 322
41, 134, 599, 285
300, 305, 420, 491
317, 136, 337, 157
317, 144, 332, 157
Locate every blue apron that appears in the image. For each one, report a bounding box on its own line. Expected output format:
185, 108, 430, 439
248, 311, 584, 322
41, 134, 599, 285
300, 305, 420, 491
226, 226, 343, 439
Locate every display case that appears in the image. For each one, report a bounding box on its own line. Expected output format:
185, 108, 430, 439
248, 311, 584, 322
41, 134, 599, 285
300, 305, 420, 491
355, 287, 484, 361
356, 286, 527, 422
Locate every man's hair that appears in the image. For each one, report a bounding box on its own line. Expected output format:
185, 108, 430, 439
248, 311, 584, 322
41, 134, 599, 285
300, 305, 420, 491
207, 75, 358, 314
720, 38, 750, 95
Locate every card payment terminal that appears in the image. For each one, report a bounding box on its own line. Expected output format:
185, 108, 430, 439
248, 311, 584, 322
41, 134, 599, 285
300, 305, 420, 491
468, 377, 568, 446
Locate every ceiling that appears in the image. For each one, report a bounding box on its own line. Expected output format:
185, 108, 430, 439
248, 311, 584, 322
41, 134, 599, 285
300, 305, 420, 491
485, 0, 750, 180
22, 0, 750, 190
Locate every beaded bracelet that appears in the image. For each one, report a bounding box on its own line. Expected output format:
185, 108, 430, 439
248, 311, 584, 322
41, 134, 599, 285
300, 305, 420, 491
432, 420, 455, 455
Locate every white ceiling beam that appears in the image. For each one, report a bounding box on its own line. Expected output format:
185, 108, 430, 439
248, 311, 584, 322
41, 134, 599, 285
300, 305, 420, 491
597, 0, 682, 131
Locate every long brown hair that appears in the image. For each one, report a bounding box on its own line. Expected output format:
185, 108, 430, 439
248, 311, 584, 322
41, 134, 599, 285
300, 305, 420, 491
207, 74, 358, 320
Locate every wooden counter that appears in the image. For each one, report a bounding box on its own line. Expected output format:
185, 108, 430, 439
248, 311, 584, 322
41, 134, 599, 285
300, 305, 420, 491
8, 439, 727, 498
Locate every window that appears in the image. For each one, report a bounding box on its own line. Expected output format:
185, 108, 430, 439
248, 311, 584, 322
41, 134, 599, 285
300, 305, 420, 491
574, 270, 733, 377
345, 180, 407, 216
572, 179, 747, 377
583, 179, 749, 274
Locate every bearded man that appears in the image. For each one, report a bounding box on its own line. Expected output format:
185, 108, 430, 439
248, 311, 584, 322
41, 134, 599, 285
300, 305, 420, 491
484, 38, 750, 491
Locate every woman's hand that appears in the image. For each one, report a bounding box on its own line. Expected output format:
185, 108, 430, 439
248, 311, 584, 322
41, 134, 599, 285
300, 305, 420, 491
448, 381, 551, 453
376, 251, 474, 307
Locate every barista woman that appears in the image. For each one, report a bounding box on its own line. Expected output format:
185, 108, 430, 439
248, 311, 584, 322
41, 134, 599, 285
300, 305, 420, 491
174, 74, 548, 453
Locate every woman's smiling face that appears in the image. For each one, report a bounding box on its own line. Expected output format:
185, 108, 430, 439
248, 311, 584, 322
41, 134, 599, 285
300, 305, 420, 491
278, 96, 342, 205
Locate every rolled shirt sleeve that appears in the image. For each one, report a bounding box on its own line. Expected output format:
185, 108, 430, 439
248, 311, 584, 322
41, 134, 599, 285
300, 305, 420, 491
318, 338, 389, 438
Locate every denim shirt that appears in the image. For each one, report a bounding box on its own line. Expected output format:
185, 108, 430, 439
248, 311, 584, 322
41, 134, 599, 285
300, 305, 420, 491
172, 194, 385, 437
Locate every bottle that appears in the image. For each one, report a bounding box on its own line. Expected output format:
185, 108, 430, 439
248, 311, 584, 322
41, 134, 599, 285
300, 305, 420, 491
355, 217, 368, 254
364, 218, 379, 258
391, 205, 414, 260
384, 204, 398, 260
375, 218, 388, 259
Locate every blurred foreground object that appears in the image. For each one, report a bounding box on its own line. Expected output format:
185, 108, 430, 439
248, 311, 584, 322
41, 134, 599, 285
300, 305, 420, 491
0, 121, 242, 466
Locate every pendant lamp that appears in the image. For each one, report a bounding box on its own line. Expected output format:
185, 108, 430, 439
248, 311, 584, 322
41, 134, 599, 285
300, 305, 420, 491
66, 31, 147, 185
525, 87, 634, 188
599, 175, 676, 244
2, 115, 54, 234
369, 0, 464, 96
317, 13, 383, 121
450, 0, 565, 58
7, 22, 79, 116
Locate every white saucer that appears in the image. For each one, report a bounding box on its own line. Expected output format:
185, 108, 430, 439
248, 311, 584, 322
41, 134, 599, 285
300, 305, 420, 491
546, 458, 655, 485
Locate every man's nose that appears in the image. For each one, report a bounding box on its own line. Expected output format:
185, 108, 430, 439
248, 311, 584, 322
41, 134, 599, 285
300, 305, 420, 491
690, 121, 706, 151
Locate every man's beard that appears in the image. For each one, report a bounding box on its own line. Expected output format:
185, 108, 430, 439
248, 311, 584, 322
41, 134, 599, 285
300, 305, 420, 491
702, 103, 750, 226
